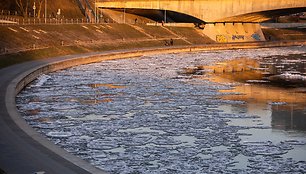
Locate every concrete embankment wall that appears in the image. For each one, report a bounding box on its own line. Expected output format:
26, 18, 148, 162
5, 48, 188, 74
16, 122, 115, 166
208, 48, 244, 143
203, 23, 266, 43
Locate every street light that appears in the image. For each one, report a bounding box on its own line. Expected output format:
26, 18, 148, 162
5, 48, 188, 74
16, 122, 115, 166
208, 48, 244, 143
33, 1, 36, 18
33, 1, 36, 24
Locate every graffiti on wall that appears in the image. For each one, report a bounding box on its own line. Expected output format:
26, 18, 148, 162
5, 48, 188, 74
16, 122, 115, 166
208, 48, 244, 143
216, 33, 262, 42
232, 35, 245, 40
216, 35, 228, 43
251, 33, 261, 41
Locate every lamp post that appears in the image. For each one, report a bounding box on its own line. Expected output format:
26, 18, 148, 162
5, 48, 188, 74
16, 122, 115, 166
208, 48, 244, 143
33, 1, 36, 24
33, 2, 36, 18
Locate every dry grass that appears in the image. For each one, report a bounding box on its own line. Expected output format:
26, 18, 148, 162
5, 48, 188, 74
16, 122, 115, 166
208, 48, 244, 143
0, 0, 84, 18
0, 23, 213, 57
262, 28, 306, 40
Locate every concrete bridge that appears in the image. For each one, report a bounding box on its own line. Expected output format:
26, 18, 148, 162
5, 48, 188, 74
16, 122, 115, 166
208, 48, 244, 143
97, 0, 306, 42
96, 0, 306, 22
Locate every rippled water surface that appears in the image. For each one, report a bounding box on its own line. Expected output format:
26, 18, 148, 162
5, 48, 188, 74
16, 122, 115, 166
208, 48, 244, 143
17, 46, 306, 173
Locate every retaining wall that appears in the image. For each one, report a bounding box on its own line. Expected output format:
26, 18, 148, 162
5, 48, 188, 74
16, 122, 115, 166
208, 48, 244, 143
203, 23, 266, 42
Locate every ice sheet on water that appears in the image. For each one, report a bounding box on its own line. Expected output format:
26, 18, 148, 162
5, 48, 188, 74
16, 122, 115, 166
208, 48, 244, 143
16, 46, 306, 173
32, 74, 51, 87
284, 139, 306, 145
268, 101, 287, 106
248, 156, 306, 173
151, 136, 184, 146
87, 138, 120, 150
46, 131, 72, 138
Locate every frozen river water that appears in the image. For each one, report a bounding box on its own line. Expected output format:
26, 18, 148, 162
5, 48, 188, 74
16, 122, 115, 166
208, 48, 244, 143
17, 46, 306, 173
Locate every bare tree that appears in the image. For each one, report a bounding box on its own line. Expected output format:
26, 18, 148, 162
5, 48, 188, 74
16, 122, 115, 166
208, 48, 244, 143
15, 0, 30, 17
36, 0, 44, 18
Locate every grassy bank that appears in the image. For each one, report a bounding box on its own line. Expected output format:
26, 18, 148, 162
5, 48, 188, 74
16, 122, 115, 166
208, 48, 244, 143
0, 39, 174, 68
0, 23, 306, 69
0, 23, 214, 68
262, 28, 306, 40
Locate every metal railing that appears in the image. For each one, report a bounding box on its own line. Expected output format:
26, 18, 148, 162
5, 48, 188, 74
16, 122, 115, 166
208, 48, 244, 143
0, 16, 152, 25
0, 17, 118, 25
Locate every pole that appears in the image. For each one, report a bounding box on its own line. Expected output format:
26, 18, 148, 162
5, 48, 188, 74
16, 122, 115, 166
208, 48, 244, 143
123, 8, 126, 24
33, 1, 36, 24
95, 0, 97, 23
45, 0, 47, 23
164, 10, 167, 23
33, 2, 36, 18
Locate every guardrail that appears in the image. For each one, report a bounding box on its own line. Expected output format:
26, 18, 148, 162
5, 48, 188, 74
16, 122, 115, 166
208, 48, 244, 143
0, 16, 152, 25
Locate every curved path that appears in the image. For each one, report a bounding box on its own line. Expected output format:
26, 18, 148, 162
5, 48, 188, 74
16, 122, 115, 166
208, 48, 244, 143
0, 53, 107, 174
0, 41, 305, 173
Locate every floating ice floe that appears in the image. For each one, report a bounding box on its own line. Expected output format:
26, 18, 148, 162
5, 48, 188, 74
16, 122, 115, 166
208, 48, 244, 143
32, 74, 51, 87
87, 138, 120, 150
268, 101, 287, 106
46, 131, 72, 138
284, 139, 306, 145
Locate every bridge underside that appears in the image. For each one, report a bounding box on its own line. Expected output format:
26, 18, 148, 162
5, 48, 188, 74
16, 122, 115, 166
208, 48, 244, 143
102, 7, 306, 23
98, 0, 306, 43
108, 8, 204, 23
220, 7, 306, 22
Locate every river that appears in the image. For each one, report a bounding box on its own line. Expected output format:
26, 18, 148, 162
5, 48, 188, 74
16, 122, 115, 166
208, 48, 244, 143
16, 46, 306, 173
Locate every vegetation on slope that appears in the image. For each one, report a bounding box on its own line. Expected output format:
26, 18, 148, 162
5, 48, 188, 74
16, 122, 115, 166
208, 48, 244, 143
0, 23, 214, 68
1, 0, 84, 18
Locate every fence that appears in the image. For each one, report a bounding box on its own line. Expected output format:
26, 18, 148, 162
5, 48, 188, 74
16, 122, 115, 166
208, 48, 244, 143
0, 9, 19, 16
0, 16, 151, 25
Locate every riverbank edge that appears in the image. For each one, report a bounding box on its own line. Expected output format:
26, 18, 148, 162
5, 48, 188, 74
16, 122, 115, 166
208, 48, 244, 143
5, 40, 306, 173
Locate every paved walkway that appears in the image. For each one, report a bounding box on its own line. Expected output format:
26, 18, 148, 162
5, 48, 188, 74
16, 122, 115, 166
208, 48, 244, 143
0, 53, 106, 174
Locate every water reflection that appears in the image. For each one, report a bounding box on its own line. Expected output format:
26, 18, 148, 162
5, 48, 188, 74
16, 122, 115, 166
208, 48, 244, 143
261, 54, 306, 87
272, 105, 306, 131
201, 56, 306, 132
87, 83, 126, 89
81, 83, 126, 104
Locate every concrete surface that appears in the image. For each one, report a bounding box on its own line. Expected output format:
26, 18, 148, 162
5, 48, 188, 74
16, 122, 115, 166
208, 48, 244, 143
203, 23, 266, 42
97, 0, 306, 22
261, 23, 306, 29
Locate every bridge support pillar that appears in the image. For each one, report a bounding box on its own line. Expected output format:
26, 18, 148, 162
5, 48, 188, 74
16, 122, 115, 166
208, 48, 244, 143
203, 23, 266, 43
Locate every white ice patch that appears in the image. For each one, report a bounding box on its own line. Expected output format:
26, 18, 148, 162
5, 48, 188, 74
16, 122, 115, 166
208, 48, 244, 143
47, 131, 72, 138
33, 74, 51, 87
